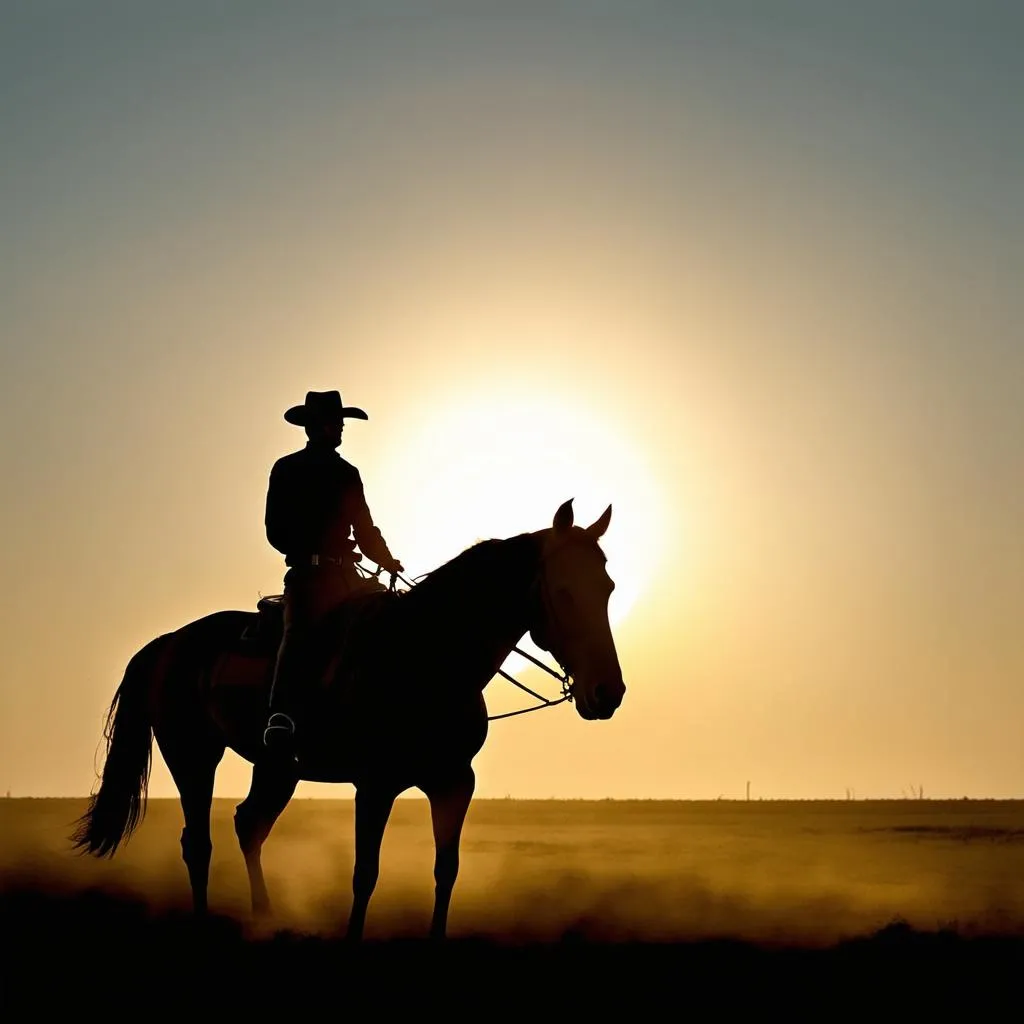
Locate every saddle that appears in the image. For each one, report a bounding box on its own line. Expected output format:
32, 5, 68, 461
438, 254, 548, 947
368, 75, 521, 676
237, 577, 391, 651
238, 595, 285, 654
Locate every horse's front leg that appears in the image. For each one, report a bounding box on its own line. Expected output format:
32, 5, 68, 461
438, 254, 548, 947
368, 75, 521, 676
423, 765, 475, 939
347, 784, 398, 941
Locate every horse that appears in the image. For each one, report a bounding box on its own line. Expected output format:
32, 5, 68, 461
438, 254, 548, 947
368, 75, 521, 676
72, 498, 626, 939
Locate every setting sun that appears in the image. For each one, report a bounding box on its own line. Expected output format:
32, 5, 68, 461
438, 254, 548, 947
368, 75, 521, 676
376, 383, 665, 628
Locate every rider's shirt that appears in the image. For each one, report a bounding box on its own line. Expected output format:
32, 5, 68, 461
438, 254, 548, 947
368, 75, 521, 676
264, 441, 396, 569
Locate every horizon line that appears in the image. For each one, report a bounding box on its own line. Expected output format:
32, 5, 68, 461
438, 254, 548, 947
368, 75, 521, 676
4, 795, 1022, 803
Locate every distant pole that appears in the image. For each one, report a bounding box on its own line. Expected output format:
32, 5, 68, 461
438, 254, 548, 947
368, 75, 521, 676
746, 780, 750, 802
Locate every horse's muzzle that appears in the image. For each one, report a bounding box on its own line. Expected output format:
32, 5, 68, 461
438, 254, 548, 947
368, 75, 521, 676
575, 678, 625, 720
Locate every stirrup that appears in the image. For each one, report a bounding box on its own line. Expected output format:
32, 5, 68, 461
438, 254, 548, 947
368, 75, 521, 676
263, 712, 296, 749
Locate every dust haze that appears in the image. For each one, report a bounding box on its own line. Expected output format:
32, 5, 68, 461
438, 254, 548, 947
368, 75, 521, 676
3, 798, 1023, 945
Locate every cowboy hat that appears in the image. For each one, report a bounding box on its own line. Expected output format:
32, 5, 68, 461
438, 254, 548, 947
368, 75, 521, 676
283, 390, 368, 426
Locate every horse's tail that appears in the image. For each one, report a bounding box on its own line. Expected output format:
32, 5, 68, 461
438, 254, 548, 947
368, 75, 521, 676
71, 634, 169, 857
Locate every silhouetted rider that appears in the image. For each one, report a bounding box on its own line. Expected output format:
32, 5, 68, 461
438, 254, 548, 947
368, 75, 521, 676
263, 390, 403, 757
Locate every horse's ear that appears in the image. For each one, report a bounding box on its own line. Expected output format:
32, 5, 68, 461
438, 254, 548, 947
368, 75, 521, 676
553, 498, 574, 533
586, 504, 612, 539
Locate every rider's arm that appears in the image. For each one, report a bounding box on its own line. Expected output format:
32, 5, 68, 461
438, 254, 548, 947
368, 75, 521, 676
346, 471, 399, 571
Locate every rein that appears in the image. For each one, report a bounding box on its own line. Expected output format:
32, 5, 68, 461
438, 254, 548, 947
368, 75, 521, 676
357, 557, 573, 722
490, 650, 573, 721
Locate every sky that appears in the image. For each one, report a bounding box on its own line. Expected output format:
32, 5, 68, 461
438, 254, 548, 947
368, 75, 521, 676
1, 1, 1022, 800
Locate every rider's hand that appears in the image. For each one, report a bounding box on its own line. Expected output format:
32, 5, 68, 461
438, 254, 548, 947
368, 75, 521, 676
388, 559, 404, 575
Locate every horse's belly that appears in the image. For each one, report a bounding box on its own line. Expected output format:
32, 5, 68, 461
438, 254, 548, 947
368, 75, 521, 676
292, 701, 488, 788
208, 651, 273, 745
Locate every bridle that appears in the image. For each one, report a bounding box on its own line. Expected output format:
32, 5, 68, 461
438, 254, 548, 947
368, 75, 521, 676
486, 535, 585, 720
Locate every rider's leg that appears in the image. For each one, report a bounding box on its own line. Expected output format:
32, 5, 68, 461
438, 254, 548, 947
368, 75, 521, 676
264, 578, 308, 751
264, 568, 352, 751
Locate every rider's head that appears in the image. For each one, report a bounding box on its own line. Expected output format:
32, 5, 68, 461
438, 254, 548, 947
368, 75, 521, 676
285, 391, 366, 448
305, 415, 343, 449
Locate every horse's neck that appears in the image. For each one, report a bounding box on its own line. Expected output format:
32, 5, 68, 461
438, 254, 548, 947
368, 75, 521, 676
410, 533, 541, 684
468, 534, 541, 654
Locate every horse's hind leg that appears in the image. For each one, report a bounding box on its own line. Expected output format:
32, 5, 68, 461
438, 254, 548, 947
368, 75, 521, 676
233, 760, 298, 917
159, 738, 225, 915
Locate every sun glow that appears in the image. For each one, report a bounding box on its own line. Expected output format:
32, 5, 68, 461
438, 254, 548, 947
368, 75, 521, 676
377, 386, 665, 628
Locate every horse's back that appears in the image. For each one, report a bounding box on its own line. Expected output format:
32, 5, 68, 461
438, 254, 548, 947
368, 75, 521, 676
174, 608, 262, 647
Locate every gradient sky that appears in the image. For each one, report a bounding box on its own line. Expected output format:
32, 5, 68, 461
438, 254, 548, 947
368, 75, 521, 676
2, 1, 1022, 800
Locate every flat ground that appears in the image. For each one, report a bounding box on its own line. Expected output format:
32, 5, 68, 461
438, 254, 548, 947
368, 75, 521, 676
2, 798, 1022, 1011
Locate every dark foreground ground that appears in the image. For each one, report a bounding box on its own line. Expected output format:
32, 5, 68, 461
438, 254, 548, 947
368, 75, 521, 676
3, 886, 1022, 1015
3, 799, 1023, 1014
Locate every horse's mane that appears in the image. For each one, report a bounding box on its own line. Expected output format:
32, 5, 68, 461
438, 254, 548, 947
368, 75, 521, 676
405, 532, 540, 605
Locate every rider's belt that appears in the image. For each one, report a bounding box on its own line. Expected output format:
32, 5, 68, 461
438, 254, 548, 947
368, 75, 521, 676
307, 553, 359, 567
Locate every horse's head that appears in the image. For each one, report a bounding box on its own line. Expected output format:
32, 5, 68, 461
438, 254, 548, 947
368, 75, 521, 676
530, 499, 626, 721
